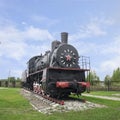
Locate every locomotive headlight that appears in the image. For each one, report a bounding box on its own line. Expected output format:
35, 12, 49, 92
56, 44, 79, 68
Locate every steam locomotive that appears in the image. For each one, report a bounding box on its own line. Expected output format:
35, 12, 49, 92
22, 32, 90, 98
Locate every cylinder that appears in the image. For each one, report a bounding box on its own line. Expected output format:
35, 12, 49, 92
61, 32, 68, 44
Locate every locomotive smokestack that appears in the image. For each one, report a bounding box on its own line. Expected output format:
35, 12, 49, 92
61, 32, 68, 44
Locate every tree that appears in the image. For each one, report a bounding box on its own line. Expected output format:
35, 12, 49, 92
104, 75, 111, 86
111, 67, 120, 82
16, 77, 21, 81
86, 70, 100, 85
8, 77, 16, 82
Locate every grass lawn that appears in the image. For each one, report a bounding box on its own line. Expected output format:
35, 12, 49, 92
85, 91, 120, 98
0, 88, 120, 120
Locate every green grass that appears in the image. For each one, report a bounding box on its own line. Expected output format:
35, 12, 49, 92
0, 88, 120, 120
85, 91, 120, 98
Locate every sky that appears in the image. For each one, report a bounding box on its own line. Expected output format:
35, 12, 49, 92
0, 0, 120, 80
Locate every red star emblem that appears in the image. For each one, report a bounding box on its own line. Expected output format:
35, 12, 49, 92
66, 55, 71, 61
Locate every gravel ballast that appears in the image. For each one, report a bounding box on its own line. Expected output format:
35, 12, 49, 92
21, 89, 106, 114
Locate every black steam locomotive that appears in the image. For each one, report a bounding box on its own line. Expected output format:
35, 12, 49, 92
22, 32, 90, 98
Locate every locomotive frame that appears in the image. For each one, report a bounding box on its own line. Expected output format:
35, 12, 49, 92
22, 32, 90, 98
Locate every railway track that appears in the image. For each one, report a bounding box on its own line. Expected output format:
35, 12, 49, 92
23, 88, 86, 105
23, 88, 64, 105
21, 88, 105, 114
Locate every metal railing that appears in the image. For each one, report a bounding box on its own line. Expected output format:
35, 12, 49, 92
79, 56, 90, 70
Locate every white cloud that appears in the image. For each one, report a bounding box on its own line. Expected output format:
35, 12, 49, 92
100, 59, 119, 73
84, 22, 106, 36
98, 56, 120, 80
0, 16, 118, 79
70, 17, 114, 41
101, 35, 120, 55
24, 26, 53, 41
90, 35, 120, 80
0, 23, 54, 78
69, 17, 119, 80
1, 41, 27, 60
99, 35, 120, 70
11, 69, 23, 78
0, 25, 53, 60
90, 17, 115, 26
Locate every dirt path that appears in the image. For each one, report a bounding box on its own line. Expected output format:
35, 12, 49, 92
82, 94, 120, 101
0, 87, 8, 89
